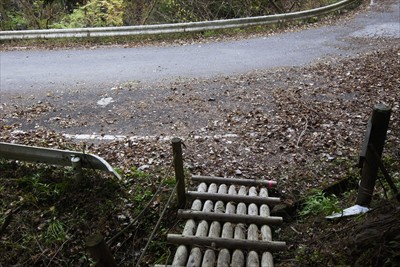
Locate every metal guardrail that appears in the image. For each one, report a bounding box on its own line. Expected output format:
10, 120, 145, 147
0, 0, 358, 40
0, 142, 122, 179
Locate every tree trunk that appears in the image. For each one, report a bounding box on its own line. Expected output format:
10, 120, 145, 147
0, 0, 12, 26
124, 0, 146, 25
268, 0, 284, 13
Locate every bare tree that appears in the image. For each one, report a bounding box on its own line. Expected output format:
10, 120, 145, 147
158, 0, 309, 22
123, 0, 159, 25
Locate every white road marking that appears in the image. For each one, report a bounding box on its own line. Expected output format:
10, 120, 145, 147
63, 133, 239, 141
10, 130, 239, 142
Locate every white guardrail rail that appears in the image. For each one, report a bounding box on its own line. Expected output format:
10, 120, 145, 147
0, 142, 122, 179
0, 0, 359, 40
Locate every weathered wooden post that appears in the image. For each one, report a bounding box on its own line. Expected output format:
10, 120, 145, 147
85, 233, 117, 267
172, 137, 186, 208
356, 104, 392, 206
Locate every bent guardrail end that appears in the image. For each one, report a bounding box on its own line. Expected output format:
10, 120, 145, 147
0, 142, 122, 180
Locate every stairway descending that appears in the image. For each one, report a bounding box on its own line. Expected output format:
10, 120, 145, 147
155, 175, 286, 267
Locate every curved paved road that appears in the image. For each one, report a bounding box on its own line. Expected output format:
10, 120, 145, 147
0, 2, 399, 93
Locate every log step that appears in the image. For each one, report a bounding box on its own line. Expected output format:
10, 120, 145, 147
186, 191, 281, 205
167, 234, 287, 252
192, 175, 277, 188
178, 210, 283, 226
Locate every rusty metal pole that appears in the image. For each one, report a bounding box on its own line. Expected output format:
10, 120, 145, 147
86, 233, 117, 267
172, 137, 186, 208
356, 104, 392, 206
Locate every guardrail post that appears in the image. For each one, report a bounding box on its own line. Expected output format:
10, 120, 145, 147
172, 137, 186, 208
71, 156, 83, 181
356, 104, 391, 206
85, 233, 117, 267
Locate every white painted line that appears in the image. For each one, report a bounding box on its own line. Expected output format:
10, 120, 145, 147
63, 133, 239, 141
63, 134, 128, 141
11, 130, 239, 142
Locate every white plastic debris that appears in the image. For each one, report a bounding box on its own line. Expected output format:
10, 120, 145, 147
138, 165, 150, 171
325, 205, 370, 219
97, 97, 114, 107
117, 214, 127, 220
235, 169, 242, 175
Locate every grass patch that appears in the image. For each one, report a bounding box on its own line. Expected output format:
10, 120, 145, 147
299, 189, 341, 217
0, 160, 178, 266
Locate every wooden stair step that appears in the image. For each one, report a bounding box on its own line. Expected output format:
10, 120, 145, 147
192, 175, 277, 188
167, 234, 287, 252
186, 191, 281, 205
178, 210, 283, 225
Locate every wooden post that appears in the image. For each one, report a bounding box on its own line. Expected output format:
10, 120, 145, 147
86, 233, 117, 267
172, 137, 186, 208
356, 104, 392, 206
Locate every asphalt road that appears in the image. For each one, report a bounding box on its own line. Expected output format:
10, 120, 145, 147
0, 2, 399, 94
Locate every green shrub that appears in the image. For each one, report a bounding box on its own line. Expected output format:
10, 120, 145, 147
53, 0, 124, 28
299, 189, 340, 217
2, 11, 29, 30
